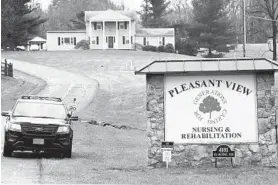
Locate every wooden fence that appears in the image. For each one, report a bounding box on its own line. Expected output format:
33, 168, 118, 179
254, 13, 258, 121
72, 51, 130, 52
1, 59, 13, 77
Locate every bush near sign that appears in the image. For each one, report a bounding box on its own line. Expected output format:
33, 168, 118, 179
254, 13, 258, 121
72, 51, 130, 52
213, 145, 235, 157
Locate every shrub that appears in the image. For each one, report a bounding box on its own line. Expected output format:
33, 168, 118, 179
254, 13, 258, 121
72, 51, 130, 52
142, 45, 157, 52
175, 40, 198, 56
203, 52, 224, 58
157, 45, 165, 52
75, 40, 89, 50
164, 43, 175, 53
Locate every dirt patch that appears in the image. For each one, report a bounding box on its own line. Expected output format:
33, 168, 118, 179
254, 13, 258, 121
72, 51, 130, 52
1, 70, 46, 110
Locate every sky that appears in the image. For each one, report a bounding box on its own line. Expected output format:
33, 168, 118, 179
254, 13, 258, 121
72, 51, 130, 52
38, 0, 143, 11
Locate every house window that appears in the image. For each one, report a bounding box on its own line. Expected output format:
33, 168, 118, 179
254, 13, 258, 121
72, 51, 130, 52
125, 36, 129, 44
97, 23, 102, 30
94, 23, 97, 30
131, 36, 133, 44
120, 22, 124, 29
70, 37, 73, 44
74, 37, 76, 45
61, 37, 64, 45
92, 37, 96, 44
123, 36, 125, 44
106, 37, 108, 43
162, 37, 165, 46
58, 37, 60, 46
124, 22, 127, 29
96, 36, 99, 45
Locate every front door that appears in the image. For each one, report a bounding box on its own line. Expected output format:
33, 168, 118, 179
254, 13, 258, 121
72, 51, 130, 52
108, 36, 114, 49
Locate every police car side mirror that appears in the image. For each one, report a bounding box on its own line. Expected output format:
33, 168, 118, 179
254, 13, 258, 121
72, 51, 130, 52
70, 116, 79, 121
1, 111, 10, 117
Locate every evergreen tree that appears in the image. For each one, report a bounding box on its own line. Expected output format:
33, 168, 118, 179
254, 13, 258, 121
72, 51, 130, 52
138, 0, 170, 28
149, 0, 170, 27
47, 0, 123, 30
138, 0, 152, 27
1, 0, 47, 49
189, 0, 236, 57
68, 11, 86, 30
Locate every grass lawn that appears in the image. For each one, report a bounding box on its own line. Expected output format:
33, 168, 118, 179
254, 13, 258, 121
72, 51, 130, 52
2, 50, 278, 184
2, 50, 194, 130
1, 71, 46, 111
225, 44, 274, 59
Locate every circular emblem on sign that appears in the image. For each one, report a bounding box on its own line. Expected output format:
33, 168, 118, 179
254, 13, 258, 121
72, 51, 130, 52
193, 90, 227, 124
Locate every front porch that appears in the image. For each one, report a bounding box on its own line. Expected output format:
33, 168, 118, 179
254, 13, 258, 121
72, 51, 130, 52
87, 10, 133, 50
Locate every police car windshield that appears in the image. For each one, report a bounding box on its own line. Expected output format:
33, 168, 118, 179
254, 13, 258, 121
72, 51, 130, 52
13, 102, 67, 119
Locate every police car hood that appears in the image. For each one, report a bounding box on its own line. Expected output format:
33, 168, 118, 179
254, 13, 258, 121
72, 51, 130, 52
11, 117, 68, 125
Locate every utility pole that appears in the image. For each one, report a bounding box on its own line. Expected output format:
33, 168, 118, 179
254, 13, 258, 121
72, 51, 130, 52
243, 0, 246, 57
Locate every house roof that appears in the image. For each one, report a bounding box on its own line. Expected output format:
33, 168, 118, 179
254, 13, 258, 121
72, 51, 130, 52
135, 58, 278, 75
29, 36, 46, 42
85, 9, 136, 22
47, 30, 86, 33
135, 28, 175, 37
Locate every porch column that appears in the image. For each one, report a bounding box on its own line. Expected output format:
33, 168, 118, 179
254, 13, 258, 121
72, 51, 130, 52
103, 21, 106, 50
129, 20, 132, 50
115, 21, 118, 49
89, 21, 92, 49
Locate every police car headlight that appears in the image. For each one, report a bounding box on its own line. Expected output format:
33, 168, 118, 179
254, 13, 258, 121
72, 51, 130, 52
8, 123, 22, 132
57, 126, 70, 133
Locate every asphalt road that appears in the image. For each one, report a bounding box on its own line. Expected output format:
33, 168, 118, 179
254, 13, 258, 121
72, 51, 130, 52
1, 59, 99, 184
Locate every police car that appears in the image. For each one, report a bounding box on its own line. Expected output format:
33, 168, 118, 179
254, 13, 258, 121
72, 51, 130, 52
1, 96, 78, 158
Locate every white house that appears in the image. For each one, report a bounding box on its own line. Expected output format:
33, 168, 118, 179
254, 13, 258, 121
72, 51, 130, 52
46, 9, 175, 51
84, 9, 136, 50
46, 30, 86, 51
135, 28, 175, 48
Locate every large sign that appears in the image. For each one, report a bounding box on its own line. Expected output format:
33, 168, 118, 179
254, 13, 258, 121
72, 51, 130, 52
165, 74, 257, 144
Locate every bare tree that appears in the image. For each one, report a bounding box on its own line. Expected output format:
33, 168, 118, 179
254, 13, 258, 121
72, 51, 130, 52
251, 0, 278, 60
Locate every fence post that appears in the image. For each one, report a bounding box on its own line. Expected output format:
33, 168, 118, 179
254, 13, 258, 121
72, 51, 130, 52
8, 63, 13, 77
4, 59, 8, 76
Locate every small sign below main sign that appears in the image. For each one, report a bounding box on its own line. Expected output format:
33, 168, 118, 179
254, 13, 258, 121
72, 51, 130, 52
162, 150, 172, 162
161, 141, 174, 149
213, 145, 235, 158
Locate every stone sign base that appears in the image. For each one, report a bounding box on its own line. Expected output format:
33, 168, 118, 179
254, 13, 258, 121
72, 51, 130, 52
146, 73, 278, 168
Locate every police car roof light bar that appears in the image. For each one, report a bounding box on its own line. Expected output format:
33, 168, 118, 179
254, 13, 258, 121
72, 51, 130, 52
21, 95, 62, 102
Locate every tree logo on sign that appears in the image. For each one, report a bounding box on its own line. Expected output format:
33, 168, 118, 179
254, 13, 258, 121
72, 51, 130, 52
193, 91, 227, 124
199, 95, 221, 119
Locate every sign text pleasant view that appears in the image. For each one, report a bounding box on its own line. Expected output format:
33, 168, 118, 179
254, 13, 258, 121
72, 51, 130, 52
165, 75, 257, 144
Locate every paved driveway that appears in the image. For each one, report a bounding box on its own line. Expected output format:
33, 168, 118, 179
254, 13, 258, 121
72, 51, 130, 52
1, 59, 98, 184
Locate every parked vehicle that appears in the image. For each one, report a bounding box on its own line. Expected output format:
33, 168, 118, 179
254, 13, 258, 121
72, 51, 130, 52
2, 96, 78, 158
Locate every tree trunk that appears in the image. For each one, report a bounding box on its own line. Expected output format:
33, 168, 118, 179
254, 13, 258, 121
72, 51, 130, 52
208, 48, 213, 58
273, 21, 277, 61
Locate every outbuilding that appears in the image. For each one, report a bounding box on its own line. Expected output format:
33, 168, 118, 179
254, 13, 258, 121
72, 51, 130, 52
27, 36, 47, 51
135, 58, 278, 168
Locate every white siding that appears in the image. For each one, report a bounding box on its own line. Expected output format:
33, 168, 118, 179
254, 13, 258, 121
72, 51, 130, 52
87, 21, 135, 50
46, 32, 86, 51
135, 36, 175, 48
